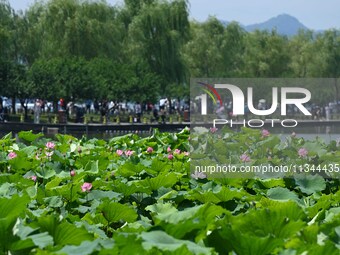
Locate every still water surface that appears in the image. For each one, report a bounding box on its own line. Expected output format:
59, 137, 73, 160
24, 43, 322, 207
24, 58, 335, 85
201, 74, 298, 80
269, 125, 340, 143
1, 125, 339, 142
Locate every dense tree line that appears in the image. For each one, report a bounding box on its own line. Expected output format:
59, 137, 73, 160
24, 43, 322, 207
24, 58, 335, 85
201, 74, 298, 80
1, 0, 340, 114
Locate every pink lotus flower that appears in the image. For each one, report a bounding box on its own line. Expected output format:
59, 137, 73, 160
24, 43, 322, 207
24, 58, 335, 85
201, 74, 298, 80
240, 154, 251, 162
168, 154, 174, 160
298, 148, 308, 158
81, 182, 92, 192
146, 147, 154, 153
167, 147, 171, 153
31, 175, 37, 182
8, 152, 17, 160
183, 151, 189, 156
210, 127, 218, 133
70, 170, 76, 177
124, 150, 134, 156
46, 142, 55, 149
116, 149, 123, 156
261, 129, 270, 137
174, 149, 181, 154
191, 170, 207, 180
291, 132, 296, 138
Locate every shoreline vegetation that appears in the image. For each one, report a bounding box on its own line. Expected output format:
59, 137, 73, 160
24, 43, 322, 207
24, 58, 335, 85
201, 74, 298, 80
2, 0, 340, 115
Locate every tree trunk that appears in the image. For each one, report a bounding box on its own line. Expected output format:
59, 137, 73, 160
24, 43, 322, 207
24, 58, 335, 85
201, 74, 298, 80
24, 106, 28, 121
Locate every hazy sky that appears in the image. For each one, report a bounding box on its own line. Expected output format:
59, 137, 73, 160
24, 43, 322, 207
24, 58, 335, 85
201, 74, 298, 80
8, 0, 340, 30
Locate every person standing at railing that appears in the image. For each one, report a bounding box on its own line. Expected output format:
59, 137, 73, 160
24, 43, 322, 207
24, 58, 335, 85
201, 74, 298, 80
34, 99, 42, 124
0, 104, 4, 122
135, 102, 142, 123
325, 105, 331, 120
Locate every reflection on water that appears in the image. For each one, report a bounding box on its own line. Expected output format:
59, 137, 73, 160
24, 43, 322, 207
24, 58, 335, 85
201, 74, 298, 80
269, 125, 340, 143
59, 130, 153, 140
1, 125, 340, 143
0, 129, 153, 141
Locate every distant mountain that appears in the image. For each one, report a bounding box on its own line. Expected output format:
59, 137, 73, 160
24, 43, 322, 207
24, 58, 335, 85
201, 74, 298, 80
245, 14, 309, 36
221, 14, 311, 36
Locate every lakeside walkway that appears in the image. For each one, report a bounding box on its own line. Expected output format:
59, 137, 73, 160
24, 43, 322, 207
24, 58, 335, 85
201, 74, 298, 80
0, 119, 339, 137
0, 121, 190, 136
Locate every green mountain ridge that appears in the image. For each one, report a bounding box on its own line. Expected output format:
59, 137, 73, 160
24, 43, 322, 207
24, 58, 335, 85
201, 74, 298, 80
221, 14, 315, 36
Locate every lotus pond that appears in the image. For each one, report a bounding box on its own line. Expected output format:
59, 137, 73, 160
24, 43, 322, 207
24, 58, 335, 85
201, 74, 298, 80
0, 128, 339, 254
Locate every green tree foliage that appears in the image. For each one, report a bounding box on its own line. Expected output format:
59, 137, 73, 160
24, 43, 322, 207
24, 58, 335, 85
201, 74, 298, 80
243, 30, 291, 77
28, 57, 161, 104
35, 0, 123, 59
0, 0, 15, 97
0, 0, 13, 60
28, 57, 93, 102
183, 18, 226, 77
126, 0, 190, 95
87, 58, 161, 102
2, 0, 340, 106
183, 18, 245, 77
289, 30, 315, 78
312, 30, 340, 102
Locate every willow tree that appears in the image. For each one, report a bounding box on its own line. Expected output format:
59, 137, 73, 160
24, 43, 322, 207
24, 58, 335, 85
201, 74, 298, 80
0, 0, 13, 60
289, 30, 315, 78
311, 30, 340, 103
0, 1, 30, 113
183, 18, 245, 78
28, 57, 96, 105
183, 18, 224, 78
87, 58, 161, 102
28, 0, 124, 60
243, 30, 291, 77
126, 0, 190, 96
223, 22, 246, 77
0, 0, 13, 97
